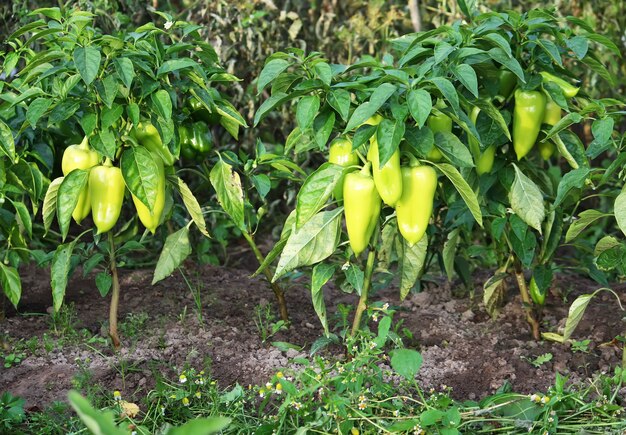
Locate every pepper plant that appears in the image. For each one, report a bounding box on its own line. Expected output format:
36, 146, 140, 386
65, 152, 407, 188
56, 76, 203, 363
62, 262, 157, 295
1, 7, 245, 347
253, 4, 621, 339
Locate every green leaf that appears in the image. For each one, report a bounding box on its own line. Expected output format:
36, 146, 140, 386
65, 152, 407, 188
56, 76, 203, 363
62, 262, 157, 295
376, 118, 405, 168
95, 271, 112, 297
545, 113, 583, 141
296, 95, 320, 130
127, 103, 140, 126
509, 164, 545, 234
313, 110, 335, 148
26, 97, 52, 127
151, 89, 173, 121
344, 263, 364, 295
68, 391, 126, 435
553, 168, 590, 209
101, 104, 123, 130
344, 83, 397, 132
42, 177, 63, 235
173, 176, 208, 236
257, 58, 290, 93
91, 129, 117, 161
566, 36, 589, 60
614, 188, 626, 239
98, 74, 118, 108
391, 349, 423, 381
327, 89, 351, 122
113, 58, 135, 88
57, 169, 89, 240
254, 92, 292, 126
442, 228, 460, 281
407, 89, 432, 128
482, 33, 512, 57
79, 112, 97, 137
314, 62, 332, 85
400, 235, 428, 300
0, 120, 16, 161
152, 227, 192, 285
453, 64, 479, 98
121, 147, 159, 211
374, 316, 392, 348
11, 200, 32, 239
566, 210, 609, 243
433, 163, 483, 227
0, 263, 21, 308
488, 48, 525, 83
427, 77, 460, 114
157, 58, 198, 77
73, 46, 101, 86
434, 131, 473, 167
168, 417, 232, 435
311, 263, 334, 336
209, 158, 246, 232
296, 163, 343, 229
51, 239, 79, 312
272, 208, 343, 281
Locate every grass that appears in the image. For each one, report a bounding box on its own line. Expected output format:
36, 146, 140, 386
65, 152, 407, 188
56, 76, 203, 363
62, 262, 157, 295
3, 309, 625, 434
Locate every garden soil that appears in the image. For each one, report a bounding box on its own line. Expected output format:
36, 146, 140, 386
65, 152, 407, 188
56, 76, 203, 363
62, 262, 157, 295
1, 257, 625, 411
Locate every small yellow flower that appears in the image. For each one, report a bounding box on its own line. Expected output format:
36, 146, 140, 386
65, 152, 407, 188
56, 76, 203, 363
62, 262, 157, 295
369, 342, 377, 349
358, 402, 367, 410
195, 392, 201, 399
359, 395, 367, 403
276, 371, 284, 379
393, 409, 400, 417
113, 391, 122, 401
351, 428, 360, 435
266, 382, 273, 389
182, 397, 190, 406
541, 396, 551, 404
179, 374, 187, 384
292, 401, 302, 410
210, 381, 216, 386
259, 388, 266, 398
382, 303, 390, 310
275, 383, 283, 394
337, 365, 345, 373
119, 401, 140, 418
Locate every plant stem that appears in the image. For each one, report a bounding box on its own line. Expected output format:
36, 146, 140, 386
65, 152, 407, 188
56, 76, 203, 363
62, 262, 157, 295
108, 232, 121, 349
242, 232, 289, 323
351, 232, 379, 336
514, 262, 540, 340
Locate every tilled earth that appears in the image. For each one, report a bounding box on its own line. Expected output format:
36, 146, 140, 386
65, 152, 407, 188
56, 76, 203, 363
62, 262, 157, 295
1, 259, 624, 410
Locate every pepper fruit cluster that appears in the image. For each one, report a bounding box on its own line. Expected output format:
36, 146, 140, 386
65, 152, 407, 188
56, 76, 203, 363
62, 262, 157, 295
330, 115, 439, 257
62, 129, 169, 235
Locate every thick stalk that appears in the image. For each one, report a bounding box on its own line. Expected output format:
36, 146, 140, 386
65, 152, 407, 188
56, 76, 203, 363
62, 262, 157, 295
351, 231, 379, 336
242, 232, 289, 323
514, 262, 540, 340
108, 232, 121, 348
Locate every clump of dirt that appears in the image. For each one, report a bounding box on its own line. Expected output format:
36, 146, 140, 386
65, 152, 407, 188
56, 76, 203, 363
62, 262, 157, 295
1, 262, 624, 409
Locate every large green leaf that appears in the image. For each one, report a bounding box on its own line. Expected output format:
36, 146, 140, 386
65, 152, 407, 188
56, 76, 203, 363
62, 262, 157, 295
57, 169, 88, 240
209, 157, 246, 232
152, 227, 192, 284
433, 163, 483, 227
509, 164, 545, 234
0, 263, 21, 308
68, 391, 126, 435
407, 89, 432, 128
257, 58, 290, 93
0, 120, 15, 161
296, 94, 320, 130
173, 176, 208, 236
51, 238, 80, 312
311, 263, 335, 336
272, 208, 343, 281
614, 188, 626, 238
390, 349, 423, 381
73, 46, 101, 85
120, 146, 159, 211
400, 235, 428, 300
296, 163, 342, 229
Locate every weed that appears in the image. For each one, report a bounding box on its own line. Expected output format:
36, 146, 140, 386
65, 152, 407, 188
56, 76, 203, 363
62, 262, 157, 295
572, 339, 592, 353
522, 352, 554, 368
253, 303, 285, 342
